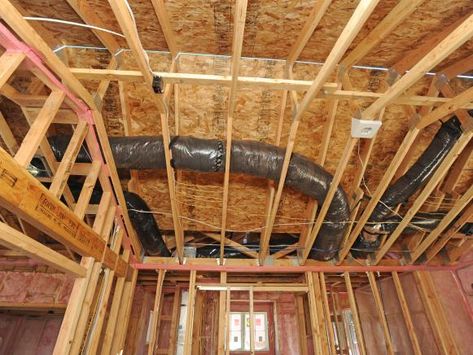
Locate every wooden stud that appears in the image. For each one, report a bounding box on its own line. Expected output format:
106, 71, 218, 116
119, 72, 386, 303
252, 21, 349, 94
74, 161, 102, 220
332, 292, 348, 354
416, 85, 473, 129
66, 0, 121, 53
424, 202, 473, 263
320, 273, 337, 355
393, 13, 473, 76
167, 286, 181, 355
148, 269, 166, 355
313, 272, 329, 354
296, 295, 309, 355
391, 272, 422, 355
300, 137, 357, 263
83, 231, 125, 354
53, 258, 95, 355
225, 286, 231, 355
249, 286, 255, 355
344, 272, 366, 355
414, 272, 459, 355
101, 250, 131, 355
338, 127, 420, 262
183, 270, 197, 355
108, 0, 184, 260
0, 51, 25, 89
287, 0, 332, 63
366, 272, 394, 354
217, 272, 227, 355
306, 272, 323, 354
112, 268, 138, 355
442, 140, 473, 194
68, 193, 116, 355
341, 0, 425, 69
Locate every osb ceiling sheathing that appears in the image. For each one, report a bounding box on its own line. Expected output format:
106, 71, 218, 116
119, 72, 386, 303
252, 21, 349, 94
5, 0, 473, 237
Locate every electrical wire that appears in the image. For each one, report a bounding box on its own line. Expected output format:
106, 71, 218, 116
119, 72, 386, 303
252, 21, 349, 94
126, 208, 446, 234
23, 16, 125, 38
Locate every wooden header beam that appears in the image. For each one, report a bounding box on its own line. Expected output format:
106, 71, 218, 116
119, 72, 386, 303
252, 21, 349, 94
0, 146, 127, 276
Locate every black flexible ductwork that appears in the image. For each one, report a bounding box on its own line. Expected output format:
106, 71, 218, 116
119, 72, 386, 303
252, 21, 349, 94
123, 191, 171, 257
49, 115, 470, 260
65, 181, 170, 257
353, 116, 464, 256
50, 135, 351, 260
195, 233, 299, 258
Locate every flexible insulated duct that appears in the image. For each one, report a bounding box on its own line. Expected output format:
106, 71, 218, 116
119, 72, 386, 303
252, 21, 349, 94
123, 191, 171, 257
50, 136, 351, 260
49, 115, 468, 260
353, 116, 464, 255
65, 182, 171, 257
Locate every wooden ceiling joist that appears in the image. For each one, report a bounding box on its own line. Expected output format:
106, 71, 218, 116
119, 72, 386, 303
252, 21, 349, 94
150, 0, 178, 57
108, 0, 184, 260
260, 0, 381, 264
392, 12, 473, 77
287, 0, 332, 64
340, 0, 425, 70
262, 0, 331, 262
219, 0, 248, 262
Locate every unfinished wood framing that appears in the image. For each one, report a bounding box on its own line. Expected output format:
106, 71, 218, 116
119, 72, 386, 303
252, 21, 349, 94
0, 1, 472, 353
